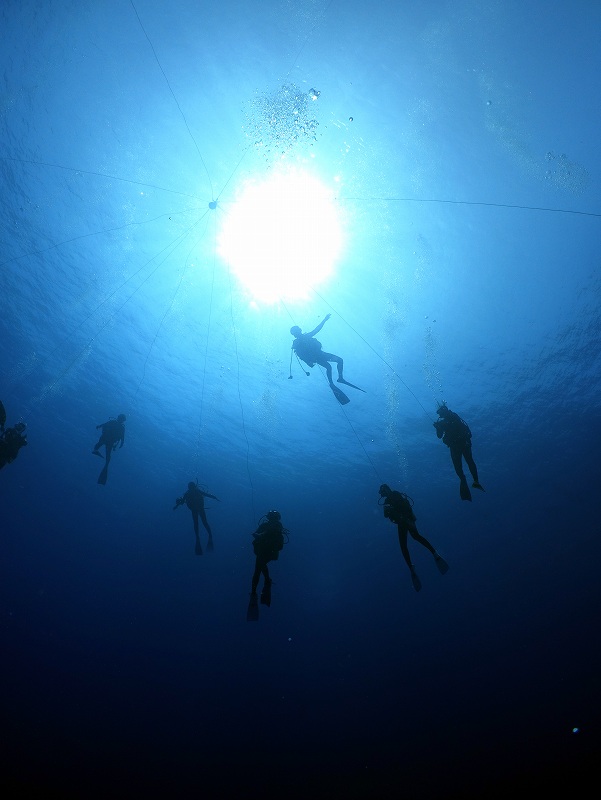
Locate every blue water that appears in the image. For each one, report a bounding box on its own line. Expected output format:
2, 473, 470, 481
2, 1, 600, 796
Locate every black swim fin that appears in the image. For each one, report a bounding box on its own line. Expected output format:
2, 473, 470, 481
435, 554, 449, 575
459, 478, 472, 501
472, 482, 485, 492
97, 465, 108, 485
337, 377, 366, 393
247, 592, 259, 622
330, 384, 350, 405
411, 570, 422, 592
195, 540, 203, 556
206, 539, 214, 553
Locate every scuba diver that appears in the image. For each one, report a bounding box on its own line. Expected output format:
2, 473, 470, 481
0, 401, 28, 470
290, 313, 365, 405
378, 484, 449, 593
433, 403, 485, 502
92, 414, 126, 485
173, 481, 220, 555
247, 510, 288, 622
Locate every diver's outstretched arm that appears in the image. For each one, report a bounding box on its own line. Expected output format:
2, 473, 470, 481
305, 313, 331, 337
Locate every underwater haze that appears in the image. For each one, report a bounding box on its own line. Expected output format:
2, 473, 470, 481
1, 0, 600, 796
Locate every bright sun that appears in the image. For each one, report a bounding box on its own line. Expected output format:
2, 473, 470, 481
217, 167, 343, 304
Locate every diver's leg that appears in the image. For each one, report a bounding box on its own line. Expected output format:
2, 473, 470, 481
450, 448, 466, 480
463, 444, 481, 485
199, 509, 212, 536
260, 563, 273, 605
199, 509, 214, 550
408, 522, 436, 555
399, 525, 421, 592
397, 526, 413, 569
191, 512, 202, 554
451, 448, 472, 500
251, 559, 264, 592
322, 352, 344, 380
96, 444, 111, 484
316, 356, 335, 386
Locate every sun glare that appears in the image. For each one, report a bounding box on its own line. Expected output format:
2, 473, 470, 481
217, 167, 343, 304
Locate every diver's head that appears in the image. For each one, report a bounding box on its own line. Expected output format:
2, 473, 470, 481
266, 510, 281, 522
436, 403, 449, 417
379, 484, 392, 498
117, 414, 126, 423
188, 481, 196, 490
290, 326, 302, 337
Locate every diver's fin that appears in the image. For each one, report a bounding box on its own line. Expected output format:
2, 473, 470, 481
206, 539, 214, 553
260, 579, 273, 607
435, 554, 449, 575
472, 482, 485, 492
246, 592, 259, 622
459, 478, 472, 501
411, 571, 422, 592
337, 378, 366, 393
195, 540, 203, 556
330, 384, 350, 405
97, 465, 108, 485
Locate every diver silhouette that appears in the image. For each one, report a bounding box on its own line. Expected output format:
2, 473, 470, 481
173, 481, 220, 555
92, 414, 126, 485
247, 510, 287, 622
378, 484, 449, 592
433, 403, 484, 502
290, 313, 365, 404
